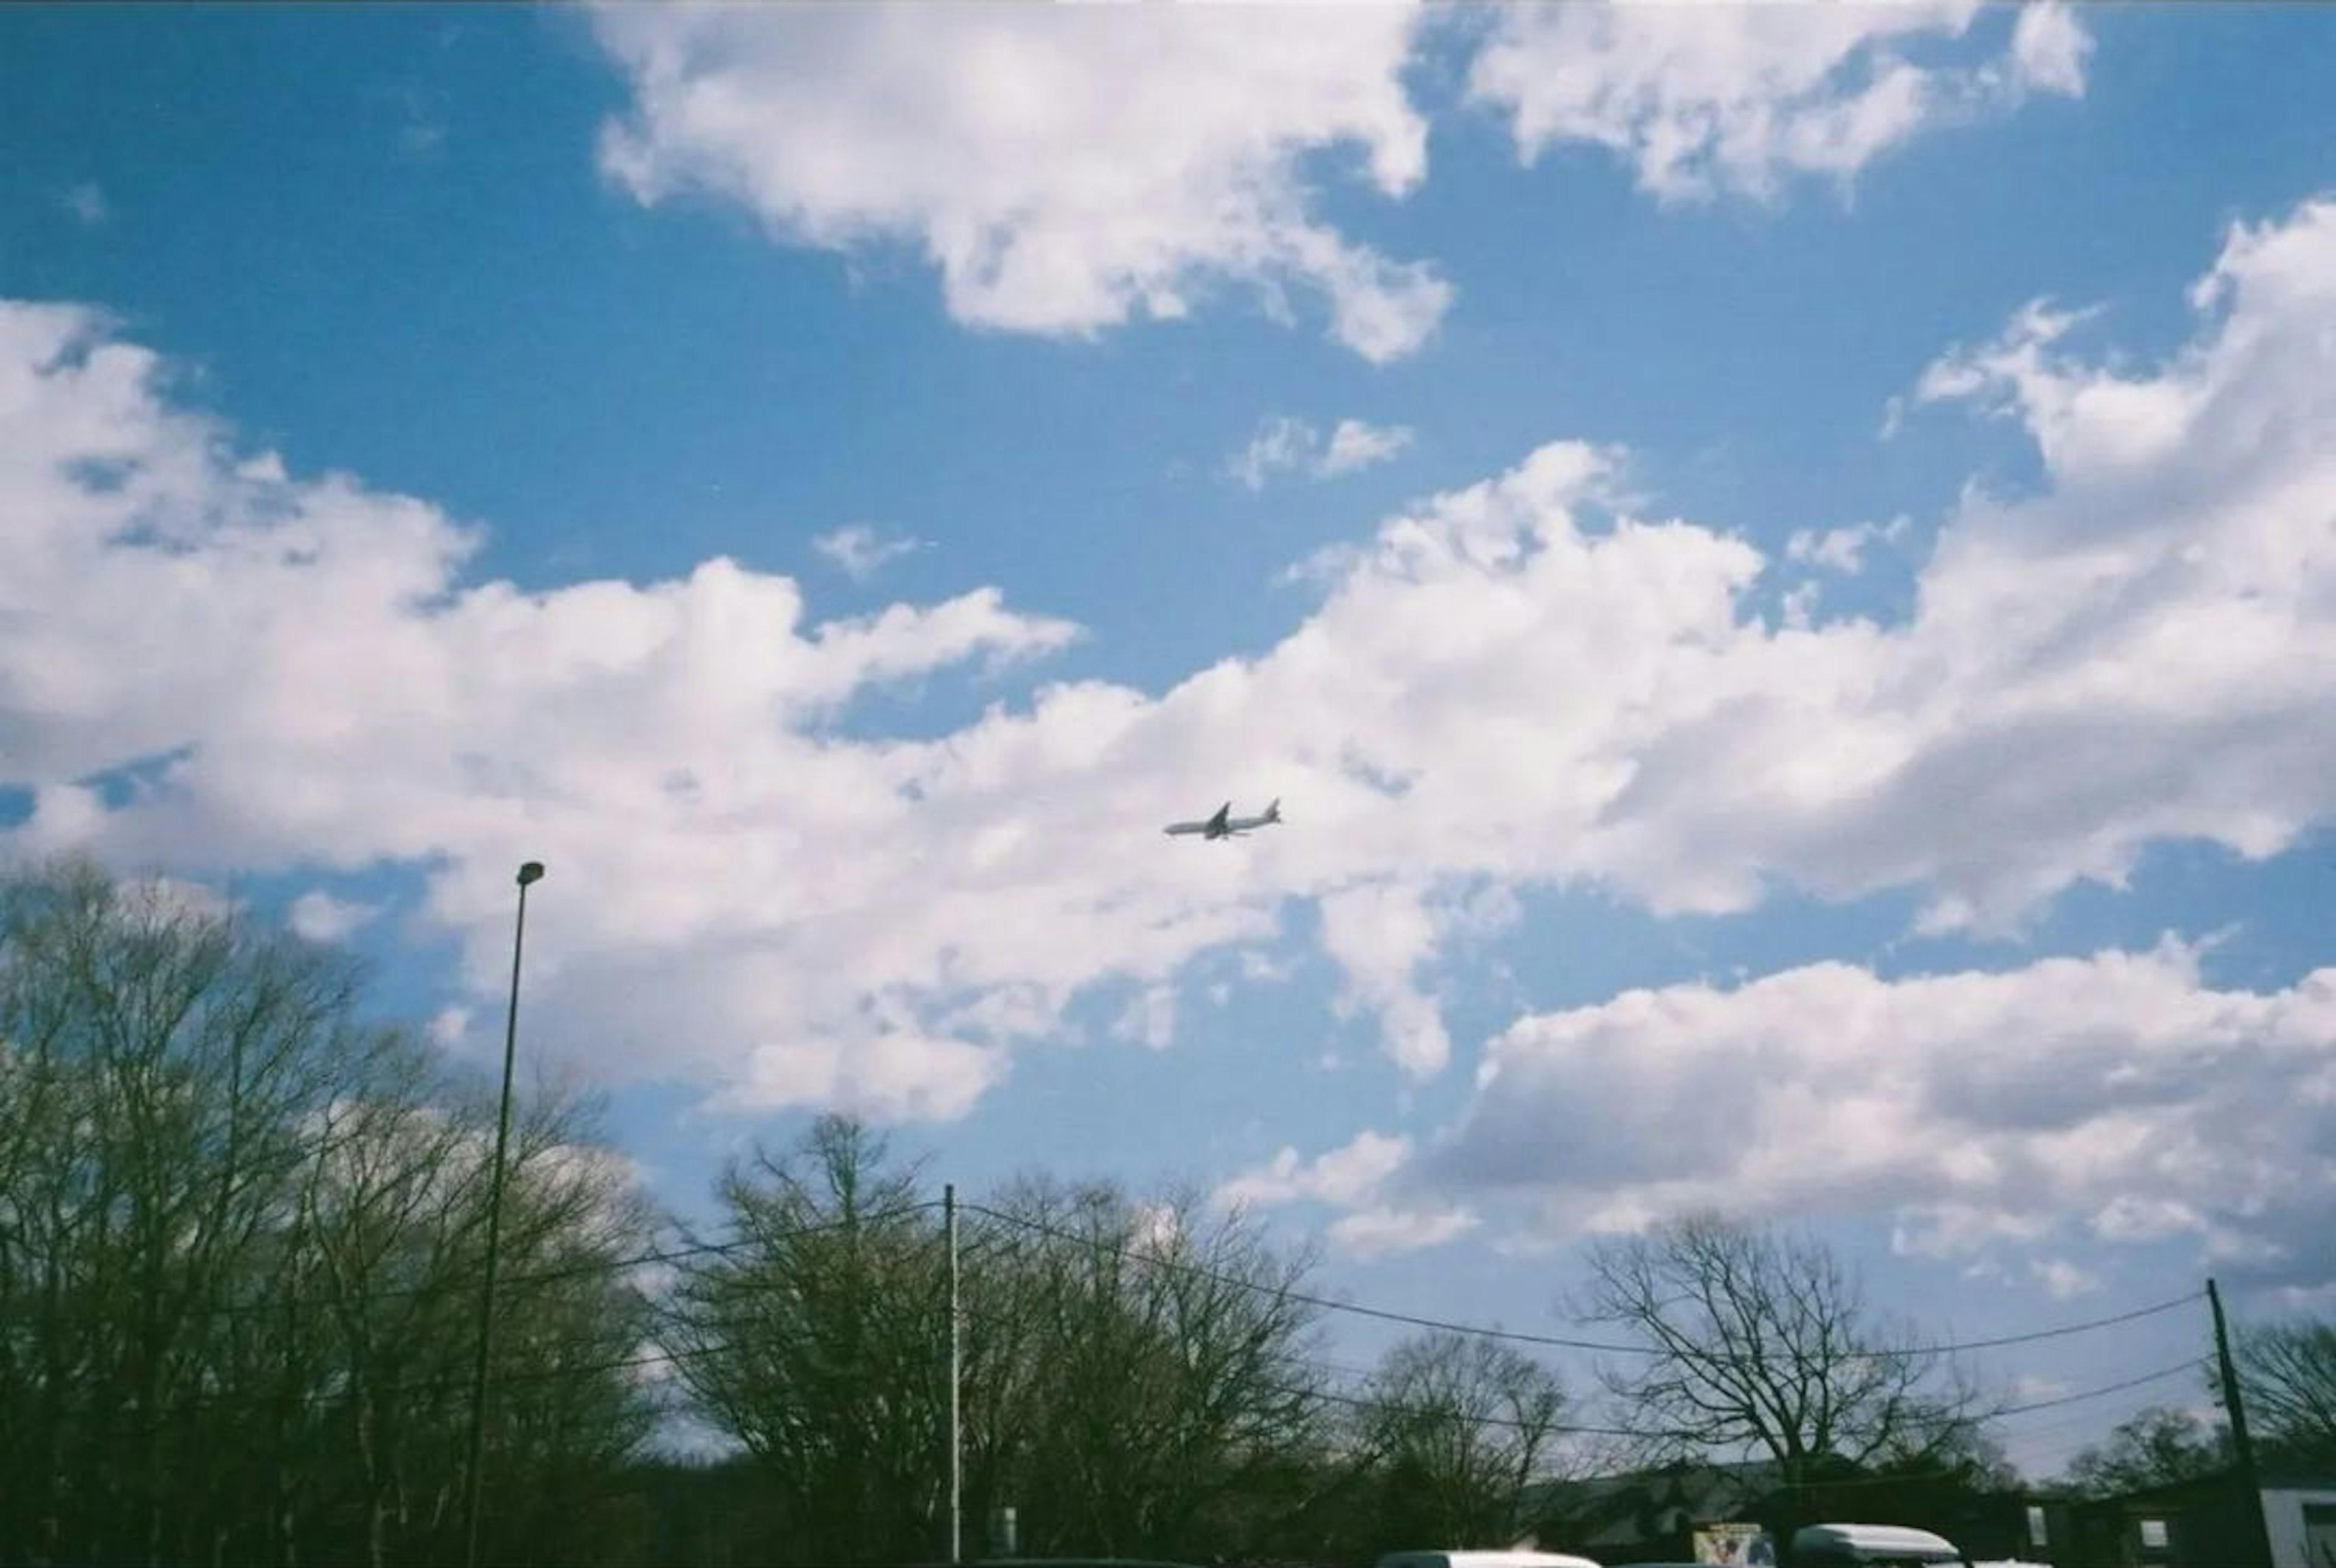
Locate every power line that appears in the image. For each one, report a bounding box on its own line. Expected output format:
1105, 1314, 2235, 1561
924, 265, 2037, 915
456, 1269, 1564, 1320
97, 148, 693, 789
88, 1255, 2211, 1467
568, 1275, 2212, 1446
958, 1201, 1646, 1352
130, 1334, 2209, 1455
1987, 1358, 2211, 1418
959, 1199, 2202, 1363
20, 1181, 2216, 1461
1750, 1367, 2216, 1491
11, 1179, 2203, 1374
1914, 1294, 2206, 1356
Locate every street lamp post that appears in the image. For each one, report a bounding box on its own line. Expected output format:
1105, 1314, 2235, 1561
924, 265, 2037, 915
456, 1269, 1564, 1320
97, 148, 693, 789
462, 859, 545, 1568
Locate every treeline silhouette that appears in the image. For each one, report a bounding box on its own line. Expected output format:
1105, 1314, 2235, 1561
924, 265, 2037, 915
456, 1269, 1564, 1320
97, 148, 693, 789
0, 861, 657, 1567
5, 859, 2331, 1568
0, 859, 1436, 1566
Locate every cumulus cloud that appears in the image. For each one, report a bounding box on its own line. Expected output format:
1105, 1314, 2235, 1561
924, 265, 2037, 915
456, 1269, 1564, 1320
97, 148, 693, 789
1112, 983, 1178, 1052
1424, 944, 2336, 1283
1329, 1202, 1479, 1260
1231, 415, 1414, 490
428, 1006, 473, 1050
1253, 186, 2336, 937
288, 890, 382, 943
1469, 1, 2091, 204
1231, 418, 1315, 491
711, 1027, 1008, 1125
1785, 515, 1908, 574
0, 300, 1077, 1123
10, 194, 2336, 1131
1323, 419, 1415, 477
591, 4, 1448, 362
813, 523, 924, 581
1217, 1130, 1475, 1259
2031, 1257, 2101, 1301
1318, 881, 1455, 1077
1582, 198, 2336, 932
1218, 1129, 1414, 1210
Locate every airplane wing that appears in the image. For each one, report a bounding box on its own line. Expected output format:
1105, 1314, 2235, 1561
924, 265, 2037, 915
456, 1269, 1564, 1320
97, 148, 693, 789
1207, 802, 1231, 833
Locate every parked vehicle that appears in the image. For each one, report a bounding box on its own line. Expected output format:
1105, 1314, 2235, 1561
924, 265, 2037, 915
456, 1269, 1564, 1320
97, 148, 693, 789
1787, 1524, 1971, 1567
896, 1558, 1210, 1567
1374, 1551, 1605, 1568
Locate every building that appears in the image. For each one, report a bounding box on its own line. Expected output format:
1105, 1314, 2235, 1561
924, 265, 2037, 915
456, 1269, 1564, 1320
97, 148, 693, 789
2066, 1468, 2336, 1568
2261, 1478, 2336, 1568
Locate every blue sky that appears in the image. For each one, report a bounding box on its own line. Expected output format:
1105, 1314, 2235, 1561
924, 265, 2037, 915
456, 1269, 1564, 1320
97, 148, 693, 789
5, 2, 2334, 1478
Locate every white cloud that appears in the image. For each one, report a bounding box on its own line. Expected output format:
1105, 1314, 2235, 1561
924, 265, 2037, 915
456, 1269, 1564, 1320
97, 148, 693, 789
64, 183, 107, 226
1231, 417, 1315, 491
1779, 577, 1824, 630
1318, 880, 1453, 1077
1468, 1, 2090, 204
712, 1028, 1008, 1125
813, 523, 923, 582
1579, 197, 2336, 932
1217, 1129, 1413, 1210
1784, 515, 1908, 574
591, 4, 1448, 361
1328, 1202, 1479, 1260
1237, 415, 1413, 488
428, 1006, 473, 1050
10, 194, 2336, 1137
0, 300, 1077, 1123
2031, 1257, 2101, 1301
1112, 983, 1178, 1052
2009, 2, 2092, 98
1321, 418, 1416, 477
288, 890, 382, 943
1217, 1130, 1473, 1259
1429, 944, 2336, 1283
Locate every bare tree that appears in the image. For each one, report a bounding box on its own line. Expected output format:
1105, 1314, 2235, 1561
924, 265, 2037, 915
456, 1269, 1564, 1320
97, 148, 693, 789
658, 1133, 1335, 1566
0, 861, 375, 1564
1363, 1330, 1570, 1549
2239, 1317, 2336, 1470
1871, 1417, 2020, 1488
298, 1064, 660, 1568
1574, 1213, 1989, 1493
0, 857, 658, 1568
658, 1114, 947, 1567
985, 1177, 1329, 1558
2063, 1404, 2230, 1497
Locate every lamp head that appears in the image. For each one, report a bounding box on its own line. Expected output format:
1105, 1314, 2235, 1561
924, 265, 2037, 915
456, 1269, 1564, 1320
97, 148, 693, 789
517, 861, 546, 887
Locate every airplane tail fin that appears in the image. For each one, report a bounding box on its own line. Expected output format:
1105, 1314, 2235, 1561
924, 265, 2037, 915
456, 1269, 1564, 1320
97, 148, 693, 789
1266, 797, 1282, 822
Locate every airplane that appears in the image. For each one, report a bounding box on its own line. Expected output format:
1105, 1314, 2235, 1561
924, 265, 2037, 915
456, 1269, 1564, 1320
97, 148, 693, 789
1163, 798, 1282, 840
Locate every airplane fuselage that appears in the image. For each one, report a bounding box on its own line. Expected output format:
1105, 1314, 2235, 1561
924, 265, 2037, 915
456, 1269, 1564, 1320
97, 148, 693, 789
1163, 799, 1282, 839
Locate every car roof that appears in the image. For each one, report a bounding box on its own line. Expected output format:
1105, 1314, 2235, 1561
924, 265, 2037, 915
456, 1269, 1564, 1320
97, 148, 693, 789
895, 1559, 1210, 1568
1795, 1523, 1962, 1557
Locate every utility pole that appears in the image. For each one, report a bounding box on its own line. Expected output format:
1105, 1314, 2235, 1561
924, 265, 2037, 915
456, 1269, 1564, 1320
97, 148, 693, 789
2208, 1277, 2276, 1568
463, 859, 544, 1568
947, 1182, 962, 1565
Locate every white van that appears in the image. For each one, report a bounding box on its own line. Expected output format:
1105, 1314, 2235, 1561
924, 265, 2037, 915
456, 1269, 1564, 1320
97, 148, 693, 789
1375, 1552, 1605, 1568
1788, 1524, 1971, 1567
